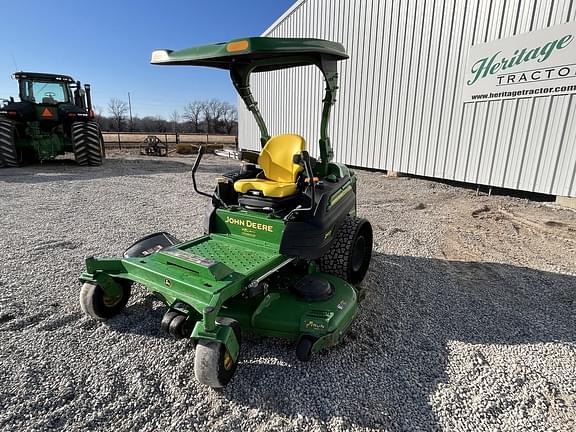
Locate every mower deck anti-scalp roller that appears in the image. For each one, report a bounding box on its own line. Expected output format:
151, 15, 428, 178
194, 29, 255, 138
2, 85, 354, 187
79, 37, 373, 388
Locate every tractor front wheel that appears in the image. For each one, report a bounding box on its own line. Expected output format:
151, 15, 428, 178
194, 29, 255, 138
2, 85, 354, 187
194, 318, 241, 388
79, 281, 131, 320
0, 119, 19, 168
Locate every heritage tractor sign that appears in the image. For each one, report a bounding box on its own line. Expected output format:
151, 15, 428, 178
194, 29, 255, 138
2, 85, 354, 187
463, 20, 576, 103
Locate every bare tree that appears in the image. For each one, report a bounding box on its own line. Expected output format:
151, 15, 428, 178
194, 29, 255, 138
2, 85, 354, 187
169, 110, 180, 134
108, 98, 128, 132
183, 101, 205, 132
221, 102, 238, 135
203, 99, 225, 134
153, 116, 168, 133
92, 104, 104, 128
99, 98, 235, 134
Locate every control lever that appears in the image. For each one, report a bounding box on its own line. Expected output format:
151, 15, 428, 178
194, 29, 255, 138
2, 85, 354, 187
192, 146, 212, 199
284, 151, 317, 221
192, 146, 229, 208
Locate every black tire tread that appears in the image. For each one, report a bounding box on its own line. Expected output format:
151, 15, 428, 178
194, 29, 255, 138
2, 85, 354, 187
0, 119, 19, 168
72, 121, 104, 166
318, 216, 373, 285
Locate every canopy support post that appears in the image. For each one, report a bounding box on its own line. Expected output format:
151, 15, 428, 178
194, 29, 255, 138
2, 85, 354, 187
318, 59, 338, 176
231, 67, 270, 148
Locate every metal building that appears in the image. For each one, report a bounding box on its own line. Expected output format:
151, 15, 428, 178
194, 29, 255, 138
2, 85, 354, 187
238, 0, 576, 198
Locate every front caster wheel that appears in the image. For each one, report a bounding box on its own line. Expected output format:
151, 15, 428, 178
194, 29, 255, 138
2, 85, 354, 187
296, 336, 316, 362
194, 318, 241, 388
79, 281, 131, 320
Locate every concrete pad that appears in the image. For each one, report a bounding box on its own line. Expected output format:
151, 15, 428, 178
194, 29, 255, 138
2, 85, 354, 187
555, 195, 576, 209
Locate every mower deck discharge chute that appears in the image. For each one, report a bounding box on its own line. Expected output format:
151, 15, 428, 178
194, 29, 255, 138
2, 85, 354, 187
79, 37, 373, 388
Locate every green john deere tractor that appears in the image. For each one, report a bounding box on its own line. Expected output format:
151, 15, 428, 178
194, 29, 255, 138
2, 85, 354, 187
0, 72, 104, 167
79, 37, 373, 388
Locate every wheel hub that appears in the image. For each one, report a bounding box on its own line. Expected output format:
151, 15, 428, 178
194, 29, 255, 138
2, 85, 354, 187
223, 350, 234, 370
102, 294, 122, 307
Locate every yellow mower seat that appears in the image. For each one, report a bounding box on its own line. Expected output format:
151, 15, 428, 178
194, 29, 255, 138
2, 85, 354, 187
234, 134, 305, 198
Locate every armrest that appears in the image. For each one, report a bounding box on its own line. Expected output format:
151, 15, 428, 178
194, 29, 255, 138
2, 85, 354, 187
293, 153, 317, 170
239, 149, 260, 164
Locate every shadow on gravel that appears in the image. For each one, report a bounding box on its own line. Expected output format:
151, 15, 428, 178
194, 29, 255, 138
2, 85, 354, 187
106, 300, 167, 338
0, 157, 233, 184
82, 252, 575, 429
220, 253, 575, 430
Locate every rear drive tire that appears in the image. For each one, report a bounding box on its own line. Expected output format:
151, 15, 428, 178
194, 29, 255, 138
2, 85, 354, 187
0, 119, 19, 168
72, 121, 104, 166
319, 216, 373, 285
194, 318, 241, 388
79, 280, 131, 320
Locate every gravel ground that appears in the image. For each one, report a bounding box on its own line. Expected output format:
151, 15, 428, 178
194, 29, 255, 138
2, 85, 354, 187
0, 154, 574, 431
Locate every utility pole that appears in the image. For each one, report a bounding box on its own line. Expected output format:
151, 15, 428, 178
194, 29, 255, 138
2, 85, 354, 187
128, 92, 133, 132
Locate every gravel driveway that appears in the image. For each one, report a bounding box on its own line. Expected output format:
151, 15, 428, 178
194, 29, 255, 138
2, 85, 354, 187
0, 154, 574, 431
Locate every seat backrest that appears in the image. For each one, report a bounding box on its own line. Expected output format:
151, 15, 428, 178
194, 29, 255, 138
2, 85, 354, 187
258, 134, 306, 183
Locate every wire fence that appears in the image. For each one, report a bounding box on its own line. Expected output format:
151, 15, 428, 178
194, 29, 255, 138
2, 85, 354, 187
102, 132, 237, 149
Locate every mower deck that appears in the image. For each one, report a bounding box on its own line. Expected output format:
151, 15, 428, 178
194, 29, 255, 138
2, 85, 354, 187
82, 231, 358, 347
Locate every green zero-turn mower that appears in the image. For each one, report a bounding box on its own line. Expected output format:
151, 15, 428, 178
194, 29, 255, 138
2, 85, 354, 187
79, 37, 373, 388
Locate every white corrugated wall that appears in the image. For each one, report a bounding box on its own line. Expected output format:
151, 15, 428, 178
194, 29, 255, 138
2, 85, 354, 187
238, 0, 576, 197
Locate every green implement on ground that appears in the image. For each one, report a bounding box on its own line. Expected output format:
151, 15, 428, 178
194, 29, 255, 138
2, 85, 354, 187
0, 72, 104, 167
79, 37, 373, 388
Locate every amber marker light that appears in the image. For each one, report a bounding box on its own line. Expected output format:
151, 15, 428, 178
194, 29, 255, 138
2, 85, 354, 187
226, 40, 249, 52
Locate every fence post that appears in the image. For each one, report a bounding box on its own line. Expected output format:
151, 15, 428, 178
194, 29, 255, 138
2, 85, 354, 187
117, 132, 121, 150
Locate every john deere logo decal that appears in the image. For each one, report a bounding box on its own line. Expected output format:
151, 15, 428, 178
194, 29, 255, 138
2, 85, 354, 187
224, 216, 273, 233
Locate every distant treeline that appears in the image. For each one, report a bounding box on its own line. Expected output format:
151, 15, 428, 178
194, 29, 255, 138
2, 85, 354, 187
96, 98, 237, 135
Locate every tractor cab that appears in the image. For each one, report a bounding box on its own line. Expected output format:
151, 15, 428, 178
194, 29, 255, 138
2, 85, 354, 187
9, 72, 94, 124
18, 73, 74, 104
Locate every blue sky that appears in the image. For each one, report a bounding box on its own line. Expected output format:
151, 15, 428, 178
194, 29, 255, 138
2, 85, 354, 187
0, 0, 294, 118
